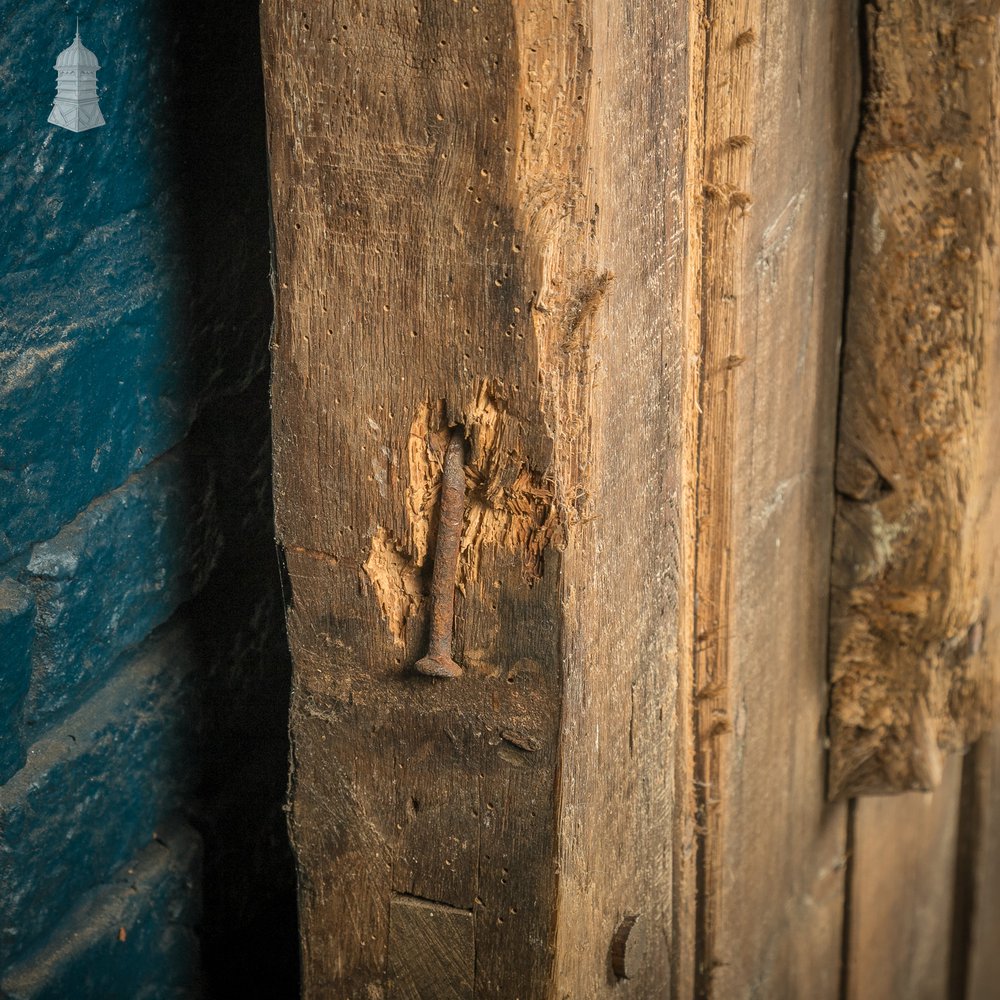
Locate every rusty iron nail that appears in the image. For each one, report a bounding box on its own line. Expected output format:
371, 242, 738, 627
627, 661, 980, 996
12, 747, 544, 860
415, 427, 466, 678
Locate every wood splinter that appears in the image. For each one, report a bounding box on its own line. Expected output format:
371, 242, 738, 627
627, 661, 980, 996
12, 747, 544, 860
414, 426, 466, 678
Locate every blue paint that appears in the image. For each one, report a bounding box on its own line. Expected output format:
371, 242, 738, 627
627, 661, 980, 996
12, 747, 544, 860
1, 5, 188, 557
1, 818, 202, 1000
0, 582, 34, 782
0, 626, 200, 968
25, 447, 221, 730
0, 2, 269, 559
0, 0, 293, 991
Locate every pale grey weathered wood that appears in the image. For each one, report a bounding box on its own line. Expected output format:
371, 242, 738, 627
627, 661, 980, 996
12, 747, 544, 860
847, 758, 963, 1000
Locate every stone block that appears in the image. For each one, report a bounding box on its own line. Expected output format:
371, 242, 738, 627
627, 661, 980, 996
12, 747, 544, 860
0, 817, 201, 1000
0, 623, 200, 966
0, 580, 34, 782
24, 449, 220, 729
0, 2, 271, 562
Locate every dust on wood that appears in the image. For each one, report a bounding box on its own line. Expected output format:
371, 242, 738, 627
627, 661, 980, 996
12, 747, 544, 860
829, 0, 1000, 798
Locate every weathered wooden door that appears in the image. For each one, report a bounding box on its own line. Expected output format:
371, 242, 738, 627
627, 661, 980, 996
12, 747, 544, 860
259, 1, 1000, 997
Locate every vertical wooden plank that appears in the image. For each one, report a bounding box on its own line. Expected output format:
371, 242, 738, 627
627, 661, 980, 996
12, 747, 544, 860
688, 1, 858, 996
834, 5, 1000, 996
828, 0, 1000, 798
260, 2, 689, 996
847, 757, 964, 1000
550, 1, 690, 996
963, 732, 1000, 999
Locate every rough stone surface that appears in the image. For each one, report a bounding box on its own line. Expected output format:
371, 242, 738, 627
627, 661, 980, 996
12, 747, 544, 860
25, 447, 220, 730
0, 624, 200, 967
0, 818, 202, 1000
0, 581, 34, 782
0, 2, 271, 561
0, 0, 295, 992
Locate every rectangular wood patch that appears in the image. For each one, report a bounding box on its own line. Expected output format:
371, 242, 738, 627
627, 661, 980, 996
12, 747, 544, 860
388, 895, 474, 1000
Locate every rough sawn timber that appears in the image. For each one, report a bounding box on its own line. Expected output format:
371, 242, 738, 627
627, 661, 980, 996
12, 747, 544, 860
965, 732, 1000, 999
260, 1, 688, 996
829, 0, 1000, 798
845, 758, 964, 1000
685, 1, 857, 996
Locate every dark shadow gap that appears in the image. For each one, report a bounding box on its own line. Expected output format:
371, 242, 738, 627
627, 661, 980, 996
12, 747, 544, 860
831, 4, 868, 1000
148, 1, 298, 994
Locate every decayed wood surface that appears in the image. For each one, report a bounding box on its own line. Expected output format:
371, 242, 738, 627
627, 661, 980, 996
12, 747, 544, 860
261, 1, 1000, 995
686, 1, 857, 996
829, 0, 1000, 798
261, 2, 687, 995
846, 758, 963, 1000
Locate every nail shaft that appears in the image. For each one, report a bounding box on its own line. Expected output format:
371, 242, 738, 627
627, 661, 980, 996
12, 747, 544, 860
415, 428, 466, 678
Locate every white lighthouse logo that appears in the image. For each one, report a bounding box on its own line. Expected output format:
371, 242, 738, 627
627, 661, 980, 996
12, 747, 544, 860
48, 20, 106, 133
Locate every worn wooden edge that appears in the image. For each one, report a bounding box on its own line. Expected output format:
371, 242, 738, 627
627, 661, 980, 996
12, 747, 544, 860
673, 2, 706, 997
828, 0, 1000, 800
686, 0, 857, 996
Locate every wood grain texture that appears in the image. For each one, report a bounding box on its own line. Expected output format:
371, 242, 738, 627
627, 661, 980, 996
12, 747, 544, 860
846, 757, 963, 1000
550, 2, 689, 997
829, 1, 1000, 798
260, 2, 688, 995
687, 1, 857, 996
963, 732, 1000, 999
387, 895, 474, 1000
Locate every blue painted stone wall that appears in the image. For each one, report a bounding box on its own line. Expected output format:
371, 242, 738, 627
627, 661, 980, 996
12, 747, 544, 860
0, 1, 296, 995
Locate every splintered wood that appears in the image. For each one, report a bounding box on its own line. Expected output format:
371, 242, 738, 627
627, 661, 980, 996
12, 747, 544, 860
260, 1, 686, 995
829, 1, 1000, 798
262, 0, 1000, 995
